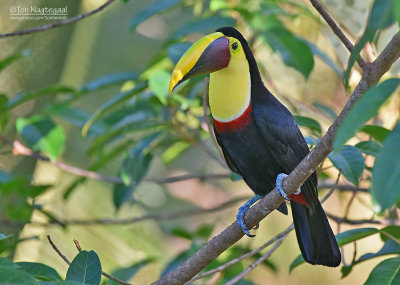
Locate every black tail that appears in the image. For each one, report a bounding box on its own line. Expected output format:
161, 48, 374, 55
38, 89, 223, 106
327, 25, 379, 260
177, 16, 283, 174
291, 201, 341, 267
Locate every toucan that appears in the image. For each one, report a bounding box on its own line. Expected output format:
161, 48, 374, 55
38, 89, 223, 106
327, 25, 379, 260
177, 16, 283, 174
169, 27, 341, 267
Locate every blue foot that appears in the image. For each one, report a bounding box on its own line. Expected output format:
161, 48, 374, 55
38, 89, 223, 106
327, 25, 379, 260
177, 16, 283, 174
237, 194, 263, 237
276, 173, 301, 200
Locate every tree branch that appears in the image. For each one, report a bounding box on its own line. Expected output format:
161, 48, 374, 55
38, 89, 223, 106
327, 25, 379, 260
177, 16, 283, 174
309, 0, 367, 69
153, 33, 400, 285
0, 0, 116, 38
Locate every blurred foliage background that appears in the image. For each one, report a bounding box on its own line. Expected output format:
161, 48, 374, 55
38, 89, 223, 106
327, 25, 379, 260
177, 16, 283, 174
0, 0, 399, 284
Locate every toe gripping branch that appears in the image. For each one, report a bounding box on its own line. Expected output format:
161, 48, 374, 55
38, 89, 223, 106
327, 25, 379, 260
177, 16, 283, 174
276, 173, 301, 200
237, 194, 262, 237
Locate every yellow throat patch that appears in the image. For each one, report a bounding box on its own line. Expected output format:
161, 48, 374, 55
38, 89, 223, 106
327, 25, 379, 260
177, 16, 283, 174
209, 37, 251, 122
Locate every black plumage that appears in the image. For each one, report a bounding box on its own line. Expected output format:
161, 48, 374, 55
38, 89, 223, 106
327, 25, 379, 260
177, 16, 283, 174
213, 27, 341, 266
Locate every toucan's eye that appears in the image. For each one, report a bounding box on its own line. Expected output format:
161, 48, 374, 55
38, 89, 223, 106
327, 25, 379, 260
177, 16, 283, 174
231, 42, 238, 50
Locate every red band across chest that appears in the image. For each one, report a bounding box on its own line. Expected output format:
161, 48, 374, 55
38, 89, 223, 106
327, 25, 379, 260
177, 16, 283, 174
213, 104, 253, 132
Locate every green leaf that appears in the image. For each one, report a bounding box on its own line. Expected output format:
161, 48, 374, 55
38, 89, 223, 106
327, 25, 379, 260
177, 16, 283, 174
336, 228, 379, 246
355, 141, 382, 157
161, 243, 202, 277
328, 145, 365, 185
341, 265, 353, 278
114, 133, 159, 209
167, 42, 191, 64
289, 254, 304, 273
0, 257, 18, 268
16, 262, 61, 281
358, 239, 400, 264
371, 122, 400, 211
46, 104, 107, 137
81, 72, 137, 92
360, 125, 391, 143
66, 250, 102, 285
312, 101, 337, 121
364, 256, 400, 285
7, 85, 75, 110
107, 260, 151, 285
148, 70, 171, 105
113, 184, 133, 211
0, 94, 9, 131
0, 267, 39, 284
230, 171, 243, 181
161, 141, 190, 164
3, 200, 33, 222
262, 28, 314, 79
130, 0, 181, 29
334, 79, 400, 150
304, 136, 319, 147
194, 224, 214, 239
172, 15, 236, 39
15, 115, 66, 160
344, 0, 395, 85
0, 234, 13, 254
305, 40, 342, 77
82, 82, 147, 137
50, 280, 82, 285
0, 171, 13, 183
171, 227, 193, 240
0, 50, 30, 73
294, 115, 321, 136
395, 0, 400, 27
380, 226, 400, 242
290, 227, 380, 271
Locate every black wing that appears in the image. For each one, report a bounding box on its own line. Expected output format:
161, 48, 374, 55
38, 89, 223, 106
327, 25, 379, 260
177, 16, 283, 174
214, 129, 242, 176
252, 93, 318, 206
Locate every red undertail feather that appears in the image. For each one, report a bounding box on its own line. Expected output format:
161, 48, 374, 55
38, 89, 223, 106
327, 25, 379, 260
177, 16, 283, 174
289, 192, 308, 206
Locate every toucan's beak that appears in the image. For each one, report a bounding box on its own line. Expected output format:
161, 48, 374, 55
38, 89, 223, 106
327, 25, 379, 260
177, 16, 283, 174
169, 32, 230, 95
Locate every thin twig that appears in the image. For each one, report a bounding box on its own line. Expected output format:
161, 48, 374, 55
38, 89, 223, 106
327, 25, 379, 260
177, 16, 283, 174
72, 238, 133, 285
9, 196, 247, 227
320, 170, 341, 203
318, 182, 368, 193
225, 235, 287, 285
0, 136, 123, 183
2, 135, 231, 185
309, 0, 367, 69
326, 213, 382, 225
73, 239, 82, 252
0, 0, 116, 38
340, 188, 358, 266
344, 191, 357, 218
147, 173, 230, 184
187, 224, 294, 284
47, 235, 70, 265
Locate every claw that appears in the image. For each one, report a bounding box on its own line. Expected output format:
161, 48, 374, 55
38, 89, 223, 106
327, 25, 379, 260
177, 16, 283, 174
276, 173, 301, 200
236, 194, 262, 237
